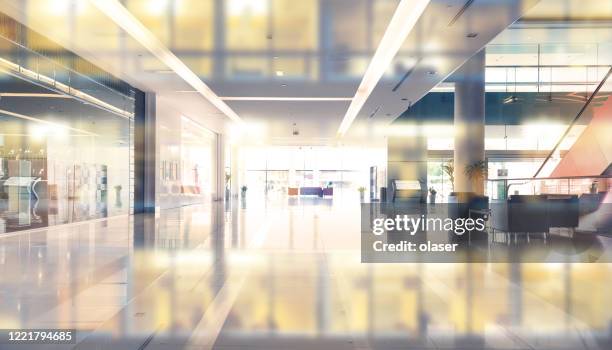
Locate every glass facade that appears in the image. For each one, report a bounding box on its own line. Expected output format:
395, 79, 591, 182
180, 117, 215, 205
0, 15, 136, 234
157, 113, 216, 209
243, 146, 386, 198
399, 36, 612, 201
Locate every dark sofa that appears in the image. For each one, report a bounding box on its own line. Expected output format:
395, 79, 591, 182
490, 194, 579, 234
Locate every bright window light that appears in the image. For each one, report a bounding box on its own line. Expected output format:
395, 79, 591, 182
227, 0, 267, 16
146, 0, 169, 15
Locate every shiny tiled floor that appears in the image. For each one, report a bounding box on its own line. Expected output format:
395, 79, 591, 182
0, 195, 611, 349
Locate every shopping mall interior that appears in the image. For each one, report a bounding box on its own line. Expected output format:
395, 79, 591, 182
0, 0, 611, 349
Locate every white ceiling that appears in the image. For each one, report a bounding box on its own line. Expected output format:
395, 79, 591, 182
2, 0, 607, 145
344, 0, 541, 139
211, 0, 542, 143
0, 0, 233, 135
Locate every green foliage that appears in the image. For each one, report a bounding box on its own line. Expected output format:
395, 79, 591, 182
441, 161, 455, 190
464, 160, 488, 180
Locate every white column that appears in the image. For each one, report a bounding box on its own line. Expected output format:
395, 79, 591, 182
214, 134, 226, 201
230, 144, 239, 198
454, 49, 486, 195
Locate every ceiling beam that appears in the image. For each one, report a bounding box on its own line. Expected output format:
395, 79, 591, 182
336, 0, 430, 137
88, 0, 243, 125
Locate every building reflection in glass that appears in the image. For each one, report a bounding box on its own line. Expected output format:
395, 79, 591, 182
0, 78, 133, 233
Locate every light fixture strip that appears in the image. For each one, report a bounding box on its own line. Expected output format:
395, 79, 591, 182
89, 0, 242, 124
0, 108, 99, 136
0, 58, 132, 118
337, 0, 430, 136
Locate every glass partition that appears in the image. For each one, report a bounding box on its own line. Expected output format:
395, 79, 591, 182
242, 146, 385, 198
0, 22, 135, 234
0, 72, 134, 233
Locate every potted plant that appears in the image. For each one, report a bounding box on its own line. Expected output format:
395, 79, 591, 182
358, 186, 366, 202
590, 181, 598, 194
428, 187, 437, 204
441, 161, 454, 192
114, 185, 122, 207
464, 160, 488, 194
241, 185, 248, 199
225, 173, 231, 200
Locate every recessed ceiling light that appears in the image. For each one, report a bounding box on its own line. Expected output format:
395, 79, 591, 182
281, 83, 288, 87
466, 32, 478, 38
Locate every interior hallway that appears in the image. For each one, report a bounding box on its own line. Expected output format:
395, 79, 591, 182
0, 195, 611, 350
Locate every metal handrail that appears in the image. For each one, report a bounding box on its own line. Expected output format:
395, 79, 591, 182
532, 66, 612, 178
488, 175, 612, 182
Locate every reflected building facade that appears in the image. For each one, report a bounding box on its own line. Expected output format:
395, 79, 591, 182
0, 14, 136, 233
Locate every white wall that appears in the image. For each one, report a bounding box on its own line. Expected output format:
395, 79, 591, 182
155, 95, 233, 210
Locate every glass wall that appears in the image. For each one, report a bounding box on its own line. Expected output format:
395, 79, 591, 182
0, 17, 135, 234
180, 117, 215, 205
243, 146, 385, 198
157, 115, 216, 209
0, 71, 134, 234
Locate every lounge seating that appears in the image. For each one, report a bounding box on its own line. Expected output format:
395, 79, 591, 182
490, 194, 579, 235
547, 194, 579, 228
289, 187, 333, 197
299, 187, 322, 196
288, 187, 298, 196
180, 185, 201, 195
448, 192, 489, 240
579, 192, 606, 215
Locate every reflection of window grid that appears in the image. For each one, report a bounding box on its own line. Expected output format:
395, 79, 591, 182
226, 0, 269, 51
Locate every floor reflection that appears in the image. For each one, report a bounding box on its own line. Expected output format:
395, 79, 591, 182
0, 196, 610, 349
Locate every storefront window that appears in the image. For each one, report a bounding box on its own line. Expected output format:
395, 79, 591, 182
0, 18, 136, 234
0, 67, 134, 234
180, 117, 215, 204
